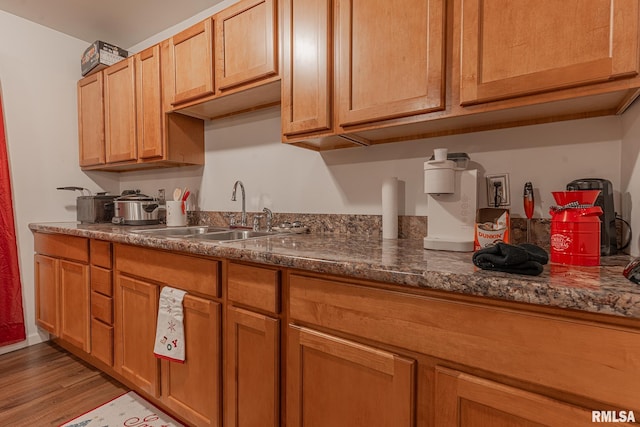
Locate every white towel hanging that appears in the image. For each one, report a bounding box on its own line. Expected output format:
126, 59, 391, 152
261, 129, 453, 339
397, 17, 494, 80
153, 286, 187, 363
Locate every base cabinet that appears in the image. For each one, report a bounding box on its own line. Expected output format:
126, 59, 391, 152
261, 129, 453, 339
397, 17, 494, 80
34, 254, 59, 335
225, 262, 281, 427
286, 325, 415, 427
58, 260, 90, 351
90, 239, 114, 366
225, 306, 279, 427
435, 367, 602, 426
34, 233, 90, 352
114, 244, 222, 426
33, 232, 640, 427
114, 274, 160, 396
161, 295, 221, 427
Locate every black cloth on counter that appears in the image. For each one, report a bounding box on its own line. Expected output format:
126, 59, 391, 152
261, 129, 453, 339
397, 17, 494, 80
472, 242, 548, 276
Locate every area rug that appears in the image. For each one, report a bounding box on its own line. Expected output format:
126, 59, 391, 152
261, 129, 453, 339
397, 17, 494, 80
60, 391, 184, 427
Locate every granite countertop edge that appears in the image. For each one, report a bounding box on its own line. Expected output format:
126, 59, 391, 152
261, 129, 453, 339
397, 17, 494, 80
29, 222, 640, 320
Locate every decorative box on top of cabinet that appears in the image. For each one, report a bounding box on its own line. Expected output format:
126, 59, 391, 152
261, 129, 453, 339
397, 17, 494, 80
77, 43, 204, 172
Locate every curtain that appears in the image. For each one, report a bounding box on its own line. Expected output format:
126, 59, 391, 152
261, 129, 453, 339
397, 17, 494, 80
0, 84, 26, 346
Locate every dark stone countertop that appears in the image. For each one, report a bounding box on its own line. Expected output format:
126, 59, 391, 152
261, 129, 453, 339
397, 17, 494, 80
28, 222, 640, 320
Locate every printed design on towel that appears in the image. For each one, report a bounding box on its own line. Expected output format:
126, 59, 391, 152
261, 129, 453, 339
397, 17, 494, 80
154, 286, 187, 363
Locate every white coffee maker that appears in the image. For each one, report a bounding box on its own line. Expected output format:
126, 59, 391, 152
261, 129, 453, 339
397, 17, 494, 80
424, 148, 477, 251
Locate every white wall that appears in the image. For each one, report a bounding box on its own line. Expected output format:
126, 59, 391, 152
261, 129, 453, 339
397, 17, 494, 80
0, 11, 119, 354
122, 108, 623, 221
621, 98, 640, 257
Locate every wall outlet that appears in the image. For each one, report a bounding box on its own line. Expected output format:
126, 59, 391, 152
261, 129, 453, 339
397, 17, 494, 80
486, 173, 510, 207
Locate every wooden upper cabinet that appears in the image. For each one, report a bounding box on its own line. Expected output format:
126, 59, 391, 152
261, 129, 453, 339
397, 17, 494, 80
460, 0, 640, 106
281, 0, 332, 137
170, 19, 215, 106
215, 0, 278, 93
136, 45, 163, 160
77, 72, 105, 167
104, 56, 137, 164
336, 0, 445, 128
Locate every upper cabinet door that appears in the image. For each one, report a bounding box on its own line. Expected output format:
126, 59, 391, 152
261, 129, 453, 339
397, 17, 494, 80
281, 0, 332, 136
460, 0, 640, 106
136, 45, 164, 160
170, 19, 215, 106
336, 0, 446, 127
215, 0, 278, 92
77, 73, 105, 167
104, 57, 137, 164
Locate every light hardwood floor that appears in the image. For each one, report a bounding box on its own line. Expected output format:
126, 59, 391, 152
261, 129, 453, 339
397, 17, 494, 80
0, 342, 127, 426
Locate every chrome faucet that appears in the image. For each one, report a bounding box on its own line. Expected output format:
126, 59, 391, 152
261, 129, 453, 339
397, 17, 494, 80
231, 180, 247, 226
262, 207, 273, 231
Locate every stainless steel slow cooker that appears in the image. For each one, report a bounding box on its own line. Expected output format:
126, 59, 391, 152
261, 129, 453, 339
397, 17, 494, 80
112, 191, 160, 225
57, 186, 116, 224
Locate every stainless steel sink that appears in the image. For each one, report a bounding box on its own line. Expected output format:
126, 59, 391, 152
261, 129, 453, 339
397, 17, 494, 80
193, 229, 280, 241
129, 226, 284, 241
129, 225, 229, 237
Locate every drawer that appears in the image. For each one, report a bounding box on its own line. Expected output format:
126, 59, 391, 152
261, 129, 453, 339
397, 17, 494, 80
91, 291, 113, 324
91, 266, 113, 296
228, 262, 280, 314
116, 244, 220, 298
90, 240, 112, 268
91, 318, 113, 366
34, 233, 88, 263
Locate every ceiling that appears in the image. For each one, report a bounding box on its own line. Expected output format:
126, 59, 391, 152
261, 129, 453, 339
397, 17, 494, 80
0, 0, 224, 48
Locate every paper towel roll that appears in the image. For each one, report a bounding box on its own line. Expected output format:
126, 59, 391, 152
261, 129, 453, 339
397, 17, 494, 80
382, 177, 398, 239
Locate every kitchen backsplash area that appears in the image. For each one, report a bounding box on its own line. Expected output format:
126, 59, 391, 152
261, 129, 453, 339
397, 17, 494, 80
190, 210, 555, 249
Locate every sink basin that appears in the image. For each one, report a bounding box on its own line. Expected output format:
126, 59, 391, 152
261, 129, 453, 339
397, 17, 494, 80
129, 226, 284, 242
194, 230, 282, 241
129, 225, 229, 237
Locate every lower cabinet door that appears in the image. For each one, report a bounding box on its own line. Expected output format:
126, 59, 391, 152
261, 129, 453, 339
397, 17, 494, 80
59, 260, 90, 351
161, 295, 221, 427
225, 306, 280, 427
91, 318, 113, 366
114, 274, 160, 396
435, 366, 602, 426
34, 254, 59, 335
287, 325, 415, 427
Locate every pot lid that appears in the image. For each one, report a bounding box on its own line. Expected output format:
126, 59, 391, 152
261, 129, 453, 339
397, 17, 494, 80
116, 191, 154, 201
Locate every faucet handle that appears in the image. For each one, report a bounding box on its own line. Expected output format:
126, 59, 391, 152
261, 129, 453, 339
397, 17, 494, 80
224, 213, 236, 227
252, 214, 264, 232
262, 207, 273, 231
